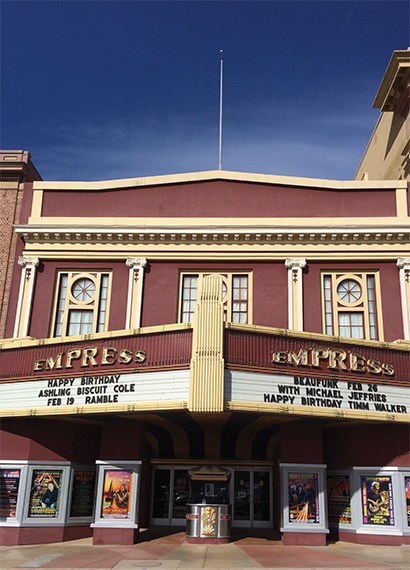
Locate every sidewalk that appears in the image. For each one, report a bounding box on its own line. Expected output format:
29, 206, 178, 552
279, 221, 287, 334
1, 528, 409, 570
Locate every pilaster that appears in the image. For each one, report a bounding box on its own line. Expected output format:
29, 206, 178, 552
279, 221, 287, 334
13, 256, 40, 338
397, 257, 410, 340
125, 258, 147, 329
285, 258, 307, 332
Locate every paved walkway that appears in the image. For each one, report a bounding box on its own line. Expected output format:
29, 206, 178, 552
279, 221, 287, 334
1, 529, 409, 570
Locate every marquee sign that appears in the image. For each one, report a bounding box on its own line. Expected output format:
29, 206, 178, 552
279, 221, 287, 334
0, 370, 190, 415
227, 370, 409, 418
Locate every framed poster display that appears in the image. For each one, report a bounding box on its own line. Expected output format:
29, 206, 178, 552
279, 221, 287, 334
327, 472, 352, 527
91, 461, 141, 529
28, 469, 63, 518
352, 467, 405, 537
0, 462, 30, 524
280, 463, 328, 534
0, 469, 21, 519
361, 475, 394, 527
405, 475, 410, 528
67, 467, 96, 522
21, 464, 70, 525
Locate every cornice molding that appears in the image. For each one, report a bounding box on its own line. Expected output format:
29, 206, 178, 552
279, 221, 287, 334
32, 169, 408, 192
15, 224, 410, 246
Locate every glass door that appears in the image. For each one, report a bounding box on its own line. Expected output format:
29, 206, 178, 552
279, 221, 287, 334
151, 467, 190, 525
232, 468, 272, 528
151, 468, 171, 523
171, 469, 189, 524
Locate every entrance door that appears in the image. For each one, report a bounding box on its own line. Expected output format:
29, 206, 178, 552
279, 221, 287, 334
151, 467, 190, 525
232, 468, 272, 528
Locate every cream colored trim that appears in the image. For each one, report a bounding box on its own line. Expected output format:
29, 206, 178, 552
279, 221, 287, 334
224, 322, 409, 352
0, 400, 189, 419
13, 257, 39, 338
396, 187, 409, 219
32, 170, 407, 192
285, 259, 306, 331
397, 258, 410, 340
226, 400, 410, 423
125, 258, 147, 328
23, 217, 409, 228
49, 270, 112, 338
17, 247, 410, 264
31, 190, 43, 218
189, 275, 225, 412
0, 181, 20, 190
1, 322, 192, 350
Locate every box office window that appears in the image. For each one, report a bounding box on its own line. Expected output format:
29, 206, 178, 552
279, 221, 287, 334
179, 272, 251, 324
52, 272, 111, 337
322, 272, 383, 341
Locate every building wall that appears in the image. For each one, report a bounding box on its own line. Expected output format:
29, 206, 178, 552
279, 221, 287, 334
0, 151, 42, 339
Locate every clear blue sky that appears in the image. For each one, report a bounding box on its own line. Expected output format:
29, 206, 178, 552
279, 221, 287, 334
1, 1, 409, 181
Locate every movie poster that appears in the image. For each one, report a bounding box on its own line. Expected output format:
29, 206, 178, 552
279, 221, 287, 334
28, 470, 62, 518
405, 476, 410, 527
101, 470, 132, 519
327, 475, 351, 524
288, 472, 319, 523
361, 476, 394, 526
69, 470, 96, 518
0, 469, 20, 518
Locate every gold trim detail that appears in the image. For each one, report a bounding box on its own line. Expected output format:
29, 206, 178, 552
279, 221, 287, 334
189, 275, 225, 412
226, 400, 410, 424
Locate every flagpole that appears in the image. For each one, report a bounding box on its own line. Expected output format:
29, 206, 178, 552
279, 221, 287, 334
218, 50, 223, 170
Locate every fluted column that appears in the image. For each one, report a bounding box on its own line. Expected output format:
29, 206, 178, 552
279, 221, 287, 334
13, 256, 40, 338
285, 258, 307, 332
397, 258, 410, 340
125, 258, 147, 329
189, 274, 225, 412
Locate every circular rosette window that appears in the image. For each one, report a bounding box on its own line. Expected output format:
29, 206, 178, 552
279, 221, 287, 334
336, 279, 362, 305
71, 277, 96, 304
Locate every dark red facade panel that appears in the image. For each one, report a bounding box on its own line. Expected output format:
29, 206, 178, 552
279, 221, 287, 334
224, 329, 410, 386
0, 329, 192, 381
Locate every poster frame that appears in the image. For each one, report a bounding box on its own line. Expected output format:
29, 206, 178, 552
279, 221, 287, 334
0, 461, 29, 525
399, 469, 410, 537
91, 460, 142, 529
20, 463, 71, 526
280, 463, 328, 534
352, 467, 405, 537
66, 465, 97, 524
326, 470, 354, 529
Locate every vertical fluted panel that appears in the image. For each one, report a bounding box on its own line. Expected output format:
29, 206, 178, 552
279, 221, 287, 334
189, 275, 225, 412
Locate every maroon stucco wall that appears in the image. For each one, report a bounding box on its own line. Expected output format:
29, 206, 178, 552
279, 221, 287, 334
141, 261, 288, 328
280, 422, 323, 464
0, 419, 101, 462
40, 181, 397, 219
323, 424, 410, 468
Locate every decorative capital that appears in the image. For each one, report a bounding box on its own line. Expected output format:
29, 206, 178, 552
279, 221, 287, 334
18, 256, 40, 269
285, 258, 307, 270
397, 258, 410, 269
126, 257, 147, 269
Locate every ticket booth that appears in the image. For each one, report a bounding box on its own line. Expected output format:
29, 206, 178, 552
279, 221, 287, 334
186, 466, 231, 544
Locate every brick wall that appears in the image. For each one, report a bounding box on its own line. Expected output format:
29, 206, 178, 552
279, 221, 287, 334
0, 186, 23, 338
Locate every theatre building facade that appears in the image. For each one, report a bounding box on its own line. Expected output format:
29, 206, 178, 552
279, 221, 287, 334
0, 166, 409, 547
